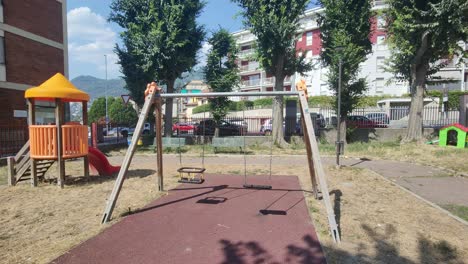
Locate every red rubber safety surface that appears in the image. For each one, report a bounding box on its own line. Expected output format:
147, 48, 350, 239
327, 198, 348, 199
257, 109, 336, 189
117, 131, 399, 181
53, 174, 326, 264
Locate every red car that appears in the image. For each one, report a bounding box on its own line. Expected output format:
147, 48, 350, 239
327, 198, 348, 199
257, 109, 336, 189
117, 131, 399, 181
346, 115, 385, 128
172, 122, 196, 134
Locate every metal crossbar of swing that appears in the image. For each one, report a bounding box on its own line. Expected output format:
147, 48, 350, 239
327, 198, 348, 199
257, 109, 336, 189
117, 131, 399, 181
101, 90, 341, 243
157, 91, 299, 98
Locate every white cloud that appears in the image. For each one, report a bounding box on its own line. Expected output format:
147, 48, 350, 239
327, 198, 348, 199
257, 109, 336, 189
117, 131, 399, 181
67, 7, 120, 78
196, 42, 212, 67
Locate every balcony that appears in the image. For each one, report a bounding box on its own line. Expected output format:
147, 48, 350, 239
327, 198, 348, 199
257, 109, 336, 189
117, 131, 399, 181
239, 49, 254, 58
373, 0, 387, 7
241, 79, 261, 87
240, 76, 291, 88
240, 63, 260, 73
235, 33, 256, 44
263, 76, 292, 85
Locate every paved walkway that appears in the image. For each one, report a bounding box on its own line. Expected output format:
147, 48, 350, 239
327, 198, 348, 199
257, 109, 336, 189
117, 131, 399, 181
143, 154, 468, 207
53, 174, 326, 264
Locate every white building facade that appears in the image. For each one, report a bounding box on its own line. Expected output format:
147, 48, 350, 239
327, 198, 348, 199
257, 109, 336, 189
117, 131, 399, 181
232, 2, 467, 97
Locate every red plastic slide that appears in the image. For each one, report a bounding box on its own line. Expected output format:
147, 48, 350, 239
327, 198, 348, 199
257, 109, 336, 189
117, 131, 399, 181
88, 147, 121, 176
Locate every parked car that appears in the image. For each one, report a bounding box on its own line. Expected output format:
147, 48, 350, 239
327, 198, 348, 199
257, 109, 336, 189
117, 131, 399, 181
195, 119, 243, 136
229, 118, 248, 132
311, 113, 326, 128
346, 115, 383, 128
172, 122, 196, 134
364, 113, 390, 126
260, 119, 286, 135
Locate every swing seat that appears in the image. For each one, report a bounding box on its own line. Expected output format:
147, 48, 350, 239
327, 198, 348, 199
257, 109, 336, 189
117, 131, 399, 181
243, 184, 272, 190
177, 167, 205, 184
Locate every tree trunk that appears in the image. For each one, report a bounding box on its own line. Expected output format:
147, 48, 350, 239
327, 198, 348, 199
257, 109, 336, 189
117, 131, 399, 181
404, 31, 430, 143
164, 79, 175, 137
404, 65, 427, 142
214, 127, 220, 137
338, 116, 347, 144
272, 73, 288, 147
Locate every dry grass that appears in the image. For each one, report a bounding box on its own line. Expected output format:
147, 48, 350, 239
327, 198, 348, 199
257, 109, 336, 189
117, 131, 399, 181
308, 166, 468, 263
0, 153, 467, 263
0, 157, 182, 264
136, 141, 468, 173
318, 142, 468, 173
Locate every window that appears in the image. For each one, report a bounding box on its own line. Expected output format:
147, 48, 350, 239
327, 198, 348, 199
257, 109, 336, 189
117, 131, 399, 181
376, 56, 385, 73
0, 37, 4, 64
376, 35, 386, 50
306, 32, 313, 46
377, 16, 386, 30
375, 78, 385, 94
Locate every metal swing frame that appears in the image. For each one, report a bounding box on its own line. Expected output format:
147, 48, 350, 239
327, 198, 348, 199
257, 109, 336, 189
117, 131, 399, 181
101, 89, 341, 243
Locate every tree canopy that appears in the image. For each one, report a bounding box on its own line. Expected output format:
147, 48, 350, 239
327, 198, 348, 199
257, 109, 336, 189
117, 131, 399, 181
204, 28, 240, 136
385, 0, 468, 141
108, 98, 138, 126
88, 97, 116, 125
317, 0, 372, 118
109, 0, 205, 136
233, 0, 311, 146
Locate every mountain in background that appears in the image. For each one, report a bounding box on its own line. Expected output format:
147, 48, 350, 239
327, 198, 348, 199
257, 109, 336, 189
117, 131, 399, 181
71, 67, 205, 102
71, 75, 127, 102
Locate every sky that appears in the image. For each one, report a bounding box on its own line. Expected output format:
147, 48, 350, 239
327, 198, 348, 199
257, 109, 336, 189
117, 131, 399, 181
67, 1, 317, 80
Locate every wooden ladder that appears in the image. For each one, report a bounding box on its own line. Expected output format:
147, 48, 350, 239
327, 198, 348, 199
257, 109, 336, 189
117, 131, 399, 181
7, 141, 55, 186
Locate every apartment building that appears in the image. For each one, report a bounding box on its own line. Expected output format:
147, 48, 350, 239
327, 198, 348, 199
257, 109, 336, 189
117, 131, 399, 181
0, 0, 68, 126
176, 80, 210, 118
233, 1, 466, 97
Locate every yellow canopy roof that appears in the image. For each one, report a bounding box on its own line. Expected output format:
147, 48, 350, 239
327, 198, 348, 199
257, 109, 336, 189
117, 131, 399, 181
25, 73, 90, 102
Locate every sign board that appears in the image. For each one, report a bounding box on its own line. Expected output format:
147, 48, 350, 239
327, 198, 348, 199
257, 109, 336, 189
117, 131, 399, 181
13, 110, 27, 118
121, 94, 131, 106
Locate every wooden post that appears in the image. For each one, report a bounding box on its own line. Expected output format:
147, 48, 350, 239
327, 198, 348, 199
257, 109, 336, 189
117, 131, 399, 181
298, 90, 340, 243
101, 89, 157, 223
56, 99, 65, 188
301, 117, 318, 198
7, 157, 15, 186
28, 99, 38, 187
83, 101, 89, 178
155, 93, 164, 192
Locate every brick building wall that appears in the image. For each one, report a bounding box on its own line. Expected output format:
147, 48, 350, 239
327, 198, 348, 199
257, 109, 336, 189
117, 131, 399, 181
0, 0, 66, 155
0, 0, 65, 124
3, 0, 63, 43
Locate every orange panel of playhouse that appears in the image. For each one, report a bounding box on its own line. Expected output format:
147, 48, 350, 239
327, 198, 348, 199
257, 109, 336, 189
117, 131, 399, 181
62, 125, 88, 159
29, 125, 88, 159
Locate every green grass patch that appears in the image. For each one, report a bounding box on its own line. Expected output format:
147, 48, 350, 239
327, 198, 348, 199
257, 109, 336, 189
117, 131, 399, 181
442, 204, 468, 222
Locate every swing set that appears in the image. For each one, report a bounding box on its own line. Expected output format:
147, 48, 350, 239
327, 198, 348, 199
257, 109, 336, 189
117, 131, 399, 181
101, 82, 341, 243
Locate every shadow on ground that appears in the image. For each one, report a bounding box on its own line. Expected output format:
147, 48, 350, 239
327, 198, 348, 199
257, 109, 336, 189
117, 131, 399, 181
218, 227, 463, 264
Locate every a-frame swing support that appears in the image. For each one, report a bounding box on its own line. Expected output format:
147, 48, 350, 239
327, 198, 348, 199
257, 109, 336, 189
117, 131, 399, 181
101, 90, 340, 243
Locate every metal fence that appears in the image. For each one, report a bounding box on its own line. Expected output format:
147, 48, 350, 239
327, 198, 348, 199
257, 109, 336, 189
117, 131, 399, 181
310, 106, 460, 129
0, 125, 29, 157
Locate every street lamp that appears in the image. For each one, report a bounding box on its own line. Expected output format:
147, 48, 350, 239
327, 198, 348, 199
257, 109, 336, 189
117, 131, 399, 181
104, 54, 109, 133
335, 46, 344, 166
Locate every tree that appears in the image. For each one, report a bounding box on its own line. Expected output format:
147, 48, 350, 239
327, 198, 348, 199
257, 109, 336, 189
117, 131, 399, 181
233, 0, 311, 146
317, 0, 372, 143
108, 99, 138, 126
386, 0, 468, 142
109, 0, 205, 137
88, 97, 116, 125
204, 28, 240, 137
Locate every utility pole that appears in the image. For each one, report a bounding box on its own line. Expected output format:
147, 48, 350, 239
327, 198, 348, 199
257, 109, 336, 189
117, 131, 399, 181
104, 54, 109, 133
336, 47, 344, 167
